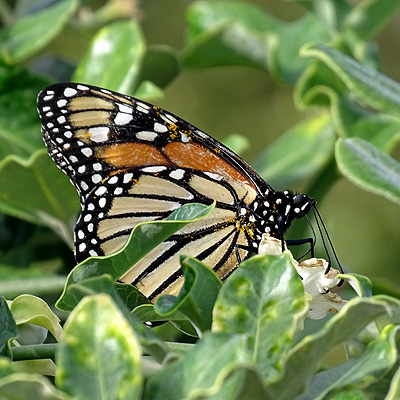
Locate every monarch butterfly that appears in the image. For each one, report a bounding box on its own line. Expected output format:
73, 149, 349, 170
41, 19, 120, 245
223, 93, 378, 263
38, 83, 319, 300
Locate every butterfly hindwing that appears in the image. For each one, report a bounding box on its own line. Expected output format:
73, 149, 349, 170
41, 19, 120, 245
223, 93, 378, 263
74, 165, 256, 299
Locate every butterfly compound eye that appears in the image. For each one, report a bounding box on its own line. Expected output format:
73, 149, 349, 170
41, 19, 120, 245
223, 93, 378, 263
292, 194, 314, 217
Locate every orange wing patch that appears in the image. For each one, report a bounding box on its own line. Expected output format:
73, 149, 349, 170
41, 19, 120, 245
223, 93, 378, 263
164, 142, 255, 188
99, 143, 170, 168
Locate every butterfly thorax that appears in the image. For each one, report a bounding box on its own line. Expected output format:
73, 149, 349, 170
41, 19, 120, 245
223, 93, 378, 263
252, 190, 314, 242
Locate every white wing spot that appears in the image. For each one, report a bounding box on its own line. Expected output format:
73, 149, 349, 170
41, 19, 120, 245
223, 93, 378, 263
142, 166, 167, 173
108, 176, 118, 184
123, 173, 133, 183
79, 243, 86, 252
89, 127, 109, 142
181, 132, 190, 143
99, 198, 106, 208
136, 131, 158, 141
169, 169, 185, 180
78, 165, 86, 174
118, 103, 132, 113
64, 88, 77, 97
83, 214, 92, 222
114, 187, 123, 195
154, 122, 168, 133
95, 186, 107, 196
81, 148, 93, 157
57, 99, 67, 107
92, 174, 102, 184
57, 116, 66, 124
89, 250, 98, 257
114, 112, 133, 125
93, 163, 102, 171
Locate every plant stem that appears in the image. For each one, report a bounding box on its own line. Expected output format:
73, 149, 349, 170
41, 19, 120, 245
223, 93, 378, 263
0, 276, 66, 299
165, 341, 193, 355
12, 343, 58, 361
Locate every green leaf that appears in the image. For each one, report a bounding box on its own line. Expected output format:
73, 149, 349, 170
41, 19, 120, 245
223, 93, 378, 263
0, 357, 15, 379
0, 0, 78, 62
338, 273, 372, 297
56, 294, 142, 400
0, 297, 17, 358
114, 282, 151, 310
55, 274, 168, 363
213, 253, 308, 383
269, 14, 332, 83
73, 20, 146, 94
0, 374, 71, 400
184, 1, 276, 70
386, 364, 400, 400
0, 62, 51, 159
12, 359, 57, 377
9, 295, 62, 342
300, 43, 400, 119
267, 296, 400, 399
296, 324, 400, 400
345, 0, 400, 40
155, 257, 222, 335
300, 1, 352, 32
253, 113, 336, 190
144, 333, 253, 400
56, 202, 214, 311
330, 95, 400, 153
0, 151, 79, 246
138, 45, 180, 89
134, 80, 164, 100
335, 138, 400, 205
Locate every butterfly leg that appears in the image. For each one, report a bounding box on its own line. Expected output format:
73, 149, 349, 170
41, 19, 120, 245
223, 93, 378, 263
235, 244, 255, 264
286, 237, 315, 259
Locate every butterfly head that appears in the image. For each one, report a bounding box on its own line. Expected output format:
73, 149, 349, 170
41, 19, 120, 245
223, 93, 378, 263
292, 193, 315, 217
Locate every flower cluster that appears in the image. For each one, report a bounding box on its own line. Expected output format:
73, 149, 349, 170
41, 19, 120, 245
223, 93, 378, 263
258, 234, 347, 319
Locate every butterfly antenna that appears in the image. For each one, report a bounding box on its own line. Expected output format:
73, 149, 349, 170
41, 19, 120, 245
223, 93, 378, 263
312, 205, 345, 286
300, 213, 316, 259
